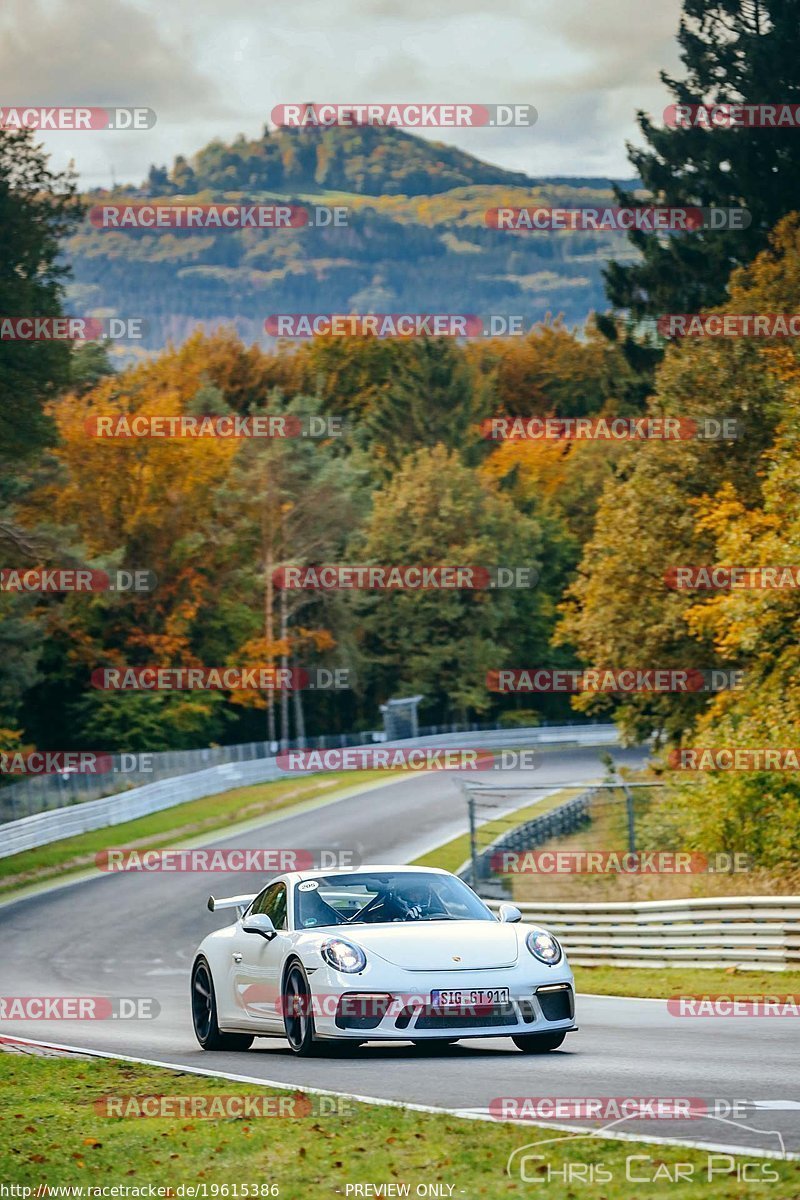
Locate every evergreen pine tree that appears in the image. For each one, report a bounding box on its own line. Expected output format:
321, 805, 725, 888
605, 0, 800, 322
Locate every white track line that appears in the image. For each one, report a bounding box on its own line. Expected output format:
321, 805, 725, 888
577, 992, 671, 1002
2, 1033, 797, 1160
4, 761, 796, 1162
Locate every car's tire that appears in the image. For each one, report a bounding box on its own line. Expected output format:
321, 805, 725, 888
512, 1031, 567, 1053
191, 958, 253, 1051
282, 962, 320, 1056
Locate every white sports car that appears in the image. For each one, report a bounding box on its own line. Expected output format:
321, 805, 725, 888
191, 865, 576, 1056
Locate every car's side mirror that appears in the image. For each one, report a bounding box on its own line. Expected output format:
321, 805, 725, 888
498, 903, 523, 924
242, 913, 277, 940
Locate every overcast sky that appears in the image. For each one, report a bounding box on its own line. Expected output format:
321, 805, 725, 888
2, 0, 685, 187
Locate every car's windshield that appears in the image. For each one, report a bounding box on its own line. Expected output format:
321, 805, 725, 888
294, 871, 495, 929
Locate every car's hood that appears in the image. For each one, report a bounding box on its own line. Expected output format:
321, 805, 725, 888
342, 921, 519, 971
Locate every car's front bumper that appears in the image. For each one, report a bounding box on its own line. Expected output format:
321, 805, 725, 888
308, 965, 576, 1041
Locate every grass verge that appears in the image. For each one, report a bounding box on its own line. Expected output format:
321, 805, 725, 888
508, 786, 791, 904
411, 787, 582, 875
1, 1054, 796, 1197
0, 770, 395, 900
573, 965, 800, 999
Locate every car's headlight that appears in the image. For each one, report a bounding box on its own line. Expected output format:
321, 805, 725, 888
526, 929, 562, 965
321, 938, 367, 973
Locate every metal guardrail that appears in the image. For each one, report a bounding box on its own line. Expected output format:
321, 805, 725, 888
0, 740, 274, 822
462, 788, 595, 889
0, 718, 614, 823
0, 756, 286, 862
461, 789, 799, 970
486, 896, 800, 971
0, 723, 619, 860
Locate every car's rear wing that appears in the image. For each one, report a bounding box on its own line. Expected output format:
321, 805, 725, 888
207, 893, 256, 917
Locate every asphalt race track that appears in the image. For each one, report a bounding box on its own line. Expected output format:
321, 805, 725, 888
1, 744, 798, 1158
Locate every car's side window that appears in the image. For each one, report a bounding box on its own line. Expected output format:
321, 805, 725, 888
265, 883, 288, 930
250, 882, 288, 930
248, 886, 270, 917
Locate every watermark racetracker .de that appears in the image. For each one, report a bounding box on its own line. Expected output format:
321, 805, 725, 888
95, 848, 362, 872
265, 314, 529, 338
0, 317, 147, 341
90, 667, 349, 691
84, 414, 343, 439
273, 564, 539, 590
487, 668, 744, 693
480, 416, 738, 441
0, 569, 156, 593
272, 102, 537, 127
490, 850, 753, 875
0, 996, 159, 1019
0, 106, 156, 130
95, 1094, 355, 1118
486, 206, 751, 232
89, 204, 348, 230
276, 747, 540, 772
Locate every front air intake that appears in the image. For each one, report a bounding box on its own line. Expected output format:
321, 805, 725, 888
536, 984, 574, 1022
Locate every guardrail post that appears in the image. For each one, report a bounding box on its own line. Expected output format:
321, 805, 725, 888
466, 787, 480, 886
622, 778, 636, 855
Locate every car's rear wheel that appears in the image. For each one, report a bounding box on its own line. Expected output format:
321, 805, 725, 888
191, 958, 253, 1051
282, 963, 320, 1056
512, 1031, 567, 1053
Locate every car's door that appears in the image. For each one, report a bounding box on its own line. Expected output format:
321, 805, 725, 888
229, 882, 290, 1029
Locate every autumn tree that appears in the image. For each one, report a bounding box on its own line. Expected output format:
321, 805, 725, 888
643, 216, 800, 875
295, 335, 409, 420
0, 130, 83, 741
469, 320, 636, 419
355, 444, 544, 721
557, 218, 800, 743
208, 391, 365, 744
18, 336, 242, 749
665, 426, 800, 879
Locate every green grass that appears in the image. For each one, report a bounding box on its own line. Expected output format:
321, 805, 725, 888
0, 770, 396, 900
573, 965, 800, 999
506, 785, 793, 905
2, 1055, 797, 1197
412, 787, 582, 874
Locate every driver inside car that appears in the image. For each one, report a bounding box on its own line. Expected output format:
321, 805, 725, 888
386, 880, 447, 921
353, 879, 439, 923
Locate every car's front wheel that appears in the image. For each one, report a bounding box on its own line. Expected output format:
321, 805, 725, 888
512, 1031, 567, 1053
191, 958, 253, 1051
282, 962, 319, 1056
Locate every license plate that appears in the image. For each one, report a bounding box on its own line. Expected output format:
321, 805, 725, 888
430, 987, 510, 1009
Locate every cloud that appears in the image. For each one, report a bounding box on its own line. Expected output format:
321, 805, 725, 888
0, 0, 230, 184
0, 0, 219, 113
1, 0, 687, 182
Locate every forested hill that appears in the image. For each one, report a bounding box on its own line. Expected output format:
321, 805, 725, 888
67, 124, 639, 353
144, 123, 537, 197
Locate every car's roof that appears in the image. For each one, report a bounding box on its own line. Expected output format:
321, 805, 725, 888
280, 864, 452, 885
